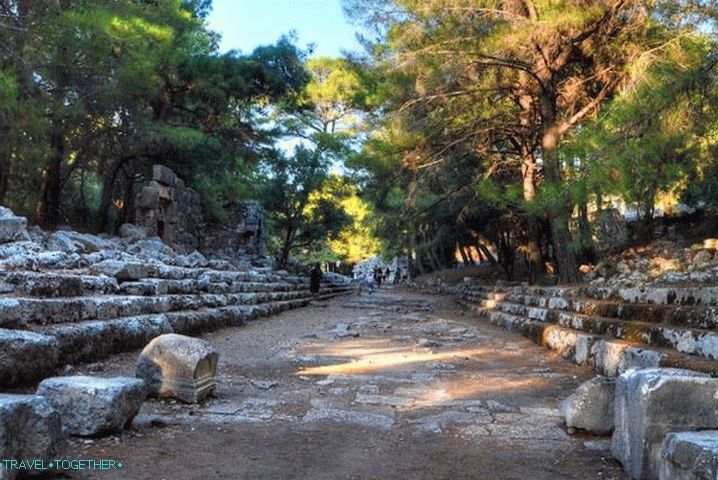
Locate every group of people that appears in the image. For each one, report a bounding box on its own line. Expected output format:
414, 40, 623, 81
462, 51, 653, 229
372, 267, 392, 287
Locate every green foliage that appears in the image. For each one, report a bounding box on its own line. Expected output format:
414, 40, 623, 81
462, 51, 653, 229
0, 0, 309, 230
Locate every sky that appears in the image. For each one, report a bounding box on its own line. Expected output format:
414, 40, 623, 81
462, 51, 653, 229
206, 0, 363, 57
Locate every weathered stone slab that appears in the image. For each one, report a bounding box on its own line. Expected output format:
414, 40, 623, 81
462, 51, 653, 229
0, 207, 29, 245
612, 368, 718, 479
0, 329, 59, 386
0, 394, 63, 480
36, 376, 146, 437
136, 334, 218, 403
659, 431, 718, 480
560, 376, 615, 435
90, 259, 156, 281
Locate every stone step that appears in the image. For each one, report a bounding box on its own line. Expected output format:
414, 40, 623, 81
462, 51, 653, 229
489, 299, 718, 361
1, 287, 351, 387
456, 298, 718, 377
461, 284, 718, 306
0, 269, 313, 298
471, 291, 718, 329
121, 278, 309, 296
0, 290, 313, 328
0, 271, 119, 297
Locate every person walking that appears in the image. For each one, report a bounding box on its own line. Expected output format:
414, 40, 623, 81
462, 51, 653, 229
310, 264, 322, 296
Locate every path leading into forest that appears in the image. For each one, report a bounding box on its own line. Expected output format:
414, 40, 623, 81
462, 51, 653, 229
69, 287, 627, 480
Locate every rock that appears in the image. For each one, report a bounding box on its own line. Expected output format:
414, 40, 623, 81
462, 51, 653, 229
178, 250, 209, 268
417, 338, 441, 348
659, 431, 718, 480
612, 368, 718, 480
0, 206, 29, 244
136, 334, 219, 403
0, 329, 59, 386
560, 376, 615, 435
153, 164, 178, 187
36, 376, 146, 437
118, 223, 149, 240
693, 249, 713, 268
250, 380, 278, 390
90, 259, 156, 281
0, 394, 63, 480
330, 323, 359, 338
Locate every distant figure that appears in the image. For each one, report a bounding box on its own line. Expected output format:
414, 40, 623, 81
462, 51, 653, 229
374, 267, 383, 288
310, 264, 322, 295
384, 268, 391, 284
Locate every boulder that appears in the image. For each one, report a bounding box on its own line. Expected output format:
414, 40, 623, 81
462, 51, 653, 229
612, 368, 718, 479
560, 376, 615, 435
0, 206, 29, 244
136, 333, 218, 403
0, 394, 64, 480
36, 376, 146, 437
659, 431, 718, 480
0, 329, 59, 386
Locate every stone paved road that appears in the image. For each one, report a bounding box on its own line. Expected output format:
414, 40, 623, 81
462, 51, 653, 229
69, 288, 628, 480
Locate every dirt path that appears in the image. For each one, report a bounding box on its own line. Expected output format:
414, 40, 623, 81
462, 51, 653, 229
67, 287, 627, 480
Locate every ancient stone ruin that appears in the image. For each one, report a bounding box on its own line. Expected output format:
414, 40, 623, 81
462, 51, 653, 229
136, 333, 218, 403
132, 164, 265, 255
0, 195, 352, 474
456, 261, 718, 479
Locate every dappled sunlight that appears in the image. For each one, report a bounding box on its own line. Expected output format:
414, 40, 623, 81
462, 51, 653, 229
405, 376, 549, 410
295, 345, 493, 376
303, 338, 409, 358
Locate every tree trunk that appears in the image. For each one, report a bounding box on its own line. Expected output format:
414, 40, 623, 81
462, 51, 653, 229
521, 149, 546, 283
540, 91, 581, 284
476, 241, 497, 265
577, 199, 596, 263
98, 156, 130, 233
37, 119, 64, 228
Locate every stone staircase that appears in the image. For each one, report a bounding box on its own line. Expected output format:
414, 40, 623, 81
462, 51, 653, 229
457, 283, 718, 377
0, 229, 352, 388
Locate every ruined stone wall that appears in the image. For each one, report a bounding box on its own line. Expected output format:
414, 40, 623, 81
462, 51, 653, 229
133, 165, 265, 256
201, 201, 266, 256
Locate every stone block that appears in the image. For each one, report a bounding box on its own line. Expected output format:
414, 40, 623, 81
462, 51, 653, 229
659, 431, 718, 480
90, 259, 156, 281
618, 347, 664, 375
560, 376, 615, 435
153, 164, 177, 187
0, 394, 63, 480
612, 368, 718, 479
0, 329, 59, 386
591, 339, 629, 376
36, 376, 146, 437
0, 216, 28, 244
136, 333, 218, 403
135, 183, 160, 210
